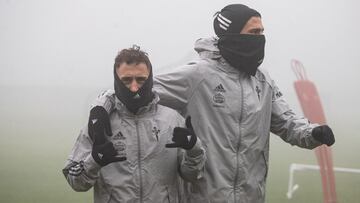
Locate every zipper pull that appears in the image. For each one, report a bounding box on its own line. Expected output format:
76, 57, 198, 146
152, 126, 160, 141
256, 86, 261, 100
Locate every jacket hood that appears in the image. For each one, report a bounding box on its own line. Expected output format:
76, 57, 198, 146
194, 37, 242, 75
194, 37, 222, 60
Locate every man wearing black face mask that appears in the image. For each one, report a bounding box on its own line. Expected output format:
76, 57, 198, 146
91, 4, 335, 203
63, 46, 206, 203
215, 5, 265, 76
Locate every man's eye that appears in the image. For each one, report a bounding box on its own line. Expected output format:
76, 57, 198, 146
120, 76, 148, 85
120, 77, 133, 84
135, 77, 147, 83
247, 28, 262, 35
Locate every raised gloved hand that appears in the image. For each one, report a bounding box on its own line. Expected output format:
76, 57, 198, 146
89, 106, 126, 166
312, 125, 335, 146
88, 106, 112, 140
166, 116, 197, 150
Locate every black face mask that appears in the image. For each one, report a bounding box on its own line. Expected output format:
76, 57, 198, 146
218, 34, 265, 76
114, 68, 154, 115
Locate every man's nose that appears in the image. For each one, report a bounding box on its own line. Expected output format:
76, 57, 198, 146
129, 80, 140, 92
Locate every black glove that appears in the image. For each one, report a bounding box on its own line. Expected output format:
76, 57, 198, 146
166, 116, 197, 150
88, 106, 112, 140
89, 106, 126, 166
312, 125, 335, 146
91, 134, 126, 166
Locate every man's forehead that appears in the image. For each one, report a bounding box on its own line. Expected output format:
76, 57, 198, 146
240, 16, 264, 33
245, 17, 263, 27
119, 63, 149, 75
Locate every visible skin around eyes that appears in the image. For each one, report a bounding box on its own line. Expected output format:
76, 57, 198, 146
116, 62, 150, 92
240, 16, 264, 35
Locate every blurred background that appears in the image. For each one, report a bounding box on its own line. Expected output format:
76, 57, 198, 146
1, 0, 359, 202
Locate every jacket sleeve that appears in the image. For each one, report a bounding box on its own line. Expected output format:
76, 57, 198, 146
173, 113, 206, 182
178, 139, 206, 182
91, 89, 116, 114
62, 127, 102, 192
154, 63, 203, 114
270, 81, 322, 149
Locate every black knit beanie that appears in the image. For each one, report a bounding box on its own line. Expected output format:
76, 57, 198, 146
213, 4, 261, 37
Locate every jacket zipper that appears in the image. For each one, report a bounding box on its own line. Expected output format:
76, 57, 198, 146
135, 118, 143, 202
234, 76, 244, 202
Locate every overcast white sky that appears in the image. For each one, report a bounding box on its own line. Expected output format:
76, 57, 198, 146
1, 0, 360, 119
1, 0, 359, 85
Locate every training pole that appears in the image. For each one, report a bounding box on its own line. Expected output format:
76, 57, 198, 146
291, 59, 337, 203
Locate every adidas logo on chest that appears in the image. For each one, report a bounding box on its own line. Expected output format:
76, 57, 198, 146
212, 83, 226, 105
214, 84, 226, 93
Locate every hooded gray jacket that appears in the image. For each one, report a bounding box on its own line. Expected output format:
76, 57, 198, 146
63, 92, 206, 203
153, 38, 321, 203
93, 38, 321, 203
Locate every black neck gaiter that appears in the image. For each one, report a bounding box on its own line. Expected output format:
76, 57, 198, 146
218, 34, 265, 76
114, 68, 154, 115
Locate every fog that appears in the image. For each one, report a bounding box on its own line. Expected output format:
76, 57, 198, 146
1, 0, 360, 115
1, 0, 359, 202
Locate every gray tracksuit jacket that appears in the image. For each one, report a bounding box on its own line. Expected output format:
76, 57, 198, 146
152, 37, 322, 203
92, 38, 322, 203
63, 93, 206, 203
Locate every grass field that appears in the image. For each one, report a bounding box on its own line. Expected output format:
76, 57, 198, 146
0, 86, 359, 203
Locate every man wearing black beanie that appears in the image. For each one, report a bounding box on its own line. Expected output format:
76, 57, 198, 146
90, 4, 335, 203
213, 4, 265, 76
